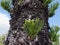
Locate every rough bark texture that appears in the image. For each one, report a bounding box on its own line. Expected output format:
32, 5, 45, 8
5, 0, 50, 45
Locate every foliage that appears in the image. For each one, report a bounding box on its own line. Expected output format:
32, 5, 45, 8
52, 34, 60, 45
48, 2, 59, 17
0, 0, 12, 12
23, 18, 44, 39
49, 26, 60, 45
42, 0, 59, 17
43, 0, 53, 7
0, 35, 5, 45
49, 26, 60, 42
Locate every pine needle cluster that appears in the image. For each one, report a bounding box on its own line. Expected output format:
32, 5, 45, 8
42, 0, 59, 17
48, 2, 59, 17
23, 18, 44, 39
49, 26, 60, 42
0, 0, 11, 12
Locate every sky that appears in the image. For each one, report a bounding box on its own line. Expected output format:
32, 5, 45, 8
0, 0, 60, 35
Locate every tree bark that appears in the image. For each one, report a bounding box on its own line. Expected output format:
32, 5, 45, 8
5, 0, 50, 45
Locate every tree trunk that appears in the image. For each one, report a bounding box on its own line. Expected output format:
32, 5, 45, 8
5, 0, 50, 45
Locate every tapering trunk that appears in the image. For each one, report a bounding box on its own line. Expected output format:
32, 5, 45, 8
5, 0, 50, 45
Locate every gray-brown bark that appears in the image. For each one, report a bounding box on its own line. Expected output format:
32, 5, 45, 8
5, 0, 50, 45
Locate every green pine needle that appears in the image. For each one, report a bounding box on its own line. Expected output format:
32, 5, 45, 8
23, 18, 44, 39
49, 2, 59, 17
43, 0, 53, 7
0, 0, 11, 12
49, 26, 60, 42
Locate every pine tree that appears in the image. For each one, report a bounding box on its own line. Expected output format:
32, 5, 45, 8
0, 0, 59, 45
